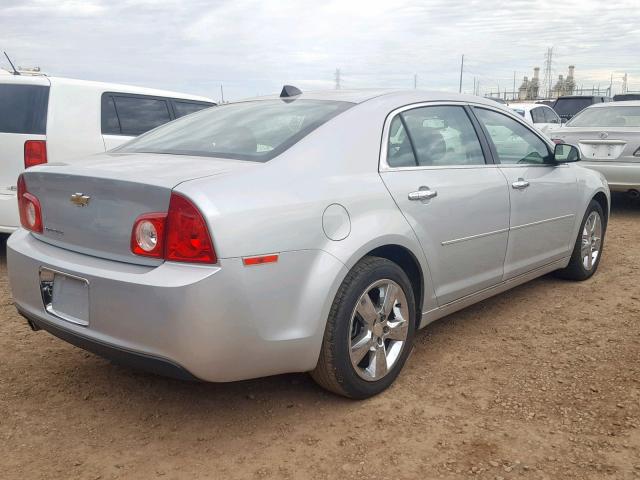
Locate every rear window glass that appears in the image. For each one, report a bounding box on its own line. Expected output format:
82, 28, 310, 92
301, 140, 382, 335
117, 99, 352, 162
553, 98, 593, 116
173, 101, 213, 118
0, 84, 49, 134
111, 96, 172, 136
567, 106, 640, 127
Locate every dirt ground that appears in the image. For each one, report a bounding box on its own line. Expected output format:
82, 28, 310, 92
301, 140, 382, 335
1, 196, 639, 480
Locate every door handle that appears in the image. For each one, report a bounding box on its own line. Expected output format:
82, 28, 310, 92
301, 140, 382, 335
408, 187, 437, 201
511, 178, 530, 190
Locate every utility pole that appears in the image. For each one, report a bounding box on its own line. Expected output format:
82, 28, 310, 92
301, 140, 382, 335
220, 84, 224, 103
414, 74, 417, 89
334, 68, 341, 90
622, 73, 628, 93
473, 77, 476, 96
608, 73, 613, 96
513, 71, 516, 100
458, 54, 464, 93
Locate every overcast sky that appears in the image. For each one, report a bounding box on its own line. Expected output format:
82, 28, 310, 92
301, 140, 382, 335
2, 0, 640, 101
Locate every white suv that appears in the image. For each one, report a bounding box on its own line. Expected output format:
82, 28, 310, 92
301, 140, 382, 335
0, 69, 214, 232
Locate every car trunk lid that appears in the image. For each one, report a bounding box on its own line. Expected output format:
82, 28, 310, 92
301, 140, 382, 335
551, 128, 640, 162
23, 153, 256, 265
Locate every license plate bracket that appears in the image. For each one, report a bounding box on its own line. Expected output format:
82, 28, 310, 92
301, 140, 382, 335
39, 267, 90, 326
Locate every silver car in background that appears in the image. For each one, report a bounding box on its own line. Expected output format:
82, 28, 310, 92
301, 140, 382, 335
549, 101, 640, 197
8, 89, 609, 399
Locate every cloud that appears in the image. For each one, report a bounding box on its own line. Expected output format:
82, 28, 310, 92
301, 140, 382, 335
1, 0, 639, 100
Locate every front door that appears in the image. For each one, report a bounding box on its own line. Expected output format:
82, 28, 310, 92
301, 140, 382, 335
473, 107, 578, 280
380, 104, 510, 306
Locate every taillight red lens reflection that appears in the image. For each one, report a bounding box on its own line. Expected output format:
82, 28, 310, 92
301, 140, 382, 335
24, 140, 47, 168
17, 174, 43, 233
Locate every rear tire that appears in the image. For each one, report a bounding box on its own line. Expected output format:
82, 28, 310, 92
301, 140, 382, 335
555, 200, 605, 280
311, 256, 416, 399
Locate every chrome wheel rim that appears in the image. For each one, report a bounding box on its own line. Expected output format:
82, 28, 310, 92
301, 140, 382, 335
581, 211, 602, 271
348, 279, 409, 382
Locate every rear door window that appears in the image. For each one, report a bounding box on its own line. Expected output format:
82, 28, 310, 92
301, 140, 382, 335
543, 107, 560, 124
391, 105, 486, 167
0, 84, 49, 134
530, 107, 546, 124
173, 101, 213, 118
108, 95, 172, 136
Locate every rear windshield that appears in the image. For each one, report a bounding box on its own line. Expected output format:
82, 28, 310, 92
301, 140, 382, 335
0, 84, 49, 134
567, 106, 640, 127
553, 98, 593, 116
116, 99, 352, 161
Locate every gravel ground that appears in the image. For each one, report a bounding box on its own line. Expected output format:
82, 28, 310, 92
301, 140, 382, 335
1, 195, 639, 480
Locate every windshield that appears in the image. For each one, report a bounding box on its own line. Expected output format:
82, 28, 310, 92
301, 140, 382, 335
553, 98, 593, 116
567, 106, 640, 127
116, 99, 352, 161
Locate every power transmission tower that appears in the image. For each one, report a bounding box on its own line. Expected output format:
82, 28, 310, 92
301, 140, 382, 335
334, 68, 341, 90
542, 47, 553, 98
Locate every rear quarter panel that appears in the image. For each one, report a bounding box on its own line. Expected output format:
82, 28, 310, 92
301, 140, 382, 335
175, 98, 437, 314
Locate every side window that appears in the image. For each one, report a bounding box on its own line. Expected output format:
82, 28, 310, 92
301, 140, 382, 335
173, 101, 213, 118
530, 107, 546, 124
387, 116, 417, 167
543, 107, 560, 124
101, 95, 121, 134
474, 108, 552, 165
396, 105, 486, 167
112, 96, 172, 136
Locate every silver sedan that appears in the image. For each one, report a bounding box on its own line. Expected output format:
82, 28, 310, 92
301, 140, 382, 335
549, 101, 640, 196
8, 89, 609, 398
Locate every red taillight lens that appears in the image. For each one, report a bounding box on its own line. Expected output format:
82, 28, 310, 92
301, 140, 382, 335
17, 174, 43, 233
165, 193, 216, 263
551, 138, 564, 145
130, 193, 216, 264
24, 140, 47, 168
131, 213, 166, 258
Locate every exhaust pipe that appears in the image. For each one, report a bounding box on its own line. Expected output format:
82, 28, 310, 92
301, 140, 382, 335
627, 189, 640, 199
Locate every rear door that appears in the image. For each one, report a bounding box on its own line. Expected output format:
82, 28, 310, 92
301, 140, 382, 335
0, 77, 50, 229
101, 93, 172, 150
380, 103, 510, 306
473, 107, 577, 280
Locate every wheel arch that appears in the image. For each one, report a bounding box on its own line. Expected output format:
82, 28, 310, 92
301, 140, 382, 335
592, 191, 609, 226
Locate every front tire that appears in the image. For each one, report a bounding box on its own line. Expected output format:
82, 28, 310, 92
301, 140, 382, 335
311, 256, 416, 399
555, 200, 606, 280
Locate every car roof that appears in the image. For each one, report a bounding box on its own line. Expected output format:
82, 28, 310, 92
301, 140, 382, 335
240, 89, 506, 108
0, 71, 213, 103
586, 100, 640, 108
509, 103, 550, 111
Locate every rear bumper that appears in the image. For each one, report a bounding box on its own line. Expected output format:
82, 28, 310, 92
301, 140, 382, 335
579, 161, 640, 191
7, 229, 347, 382
18, 306, 199, 380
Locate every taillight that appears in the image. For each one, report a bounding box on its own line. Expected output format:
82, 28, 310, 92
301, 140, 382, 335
24, 140, 47, 168
17, 174, 43, 233
165, 193, 216, 263
131, 213, 166, 258
551, 138, 564, 144
131, 192, 216, 264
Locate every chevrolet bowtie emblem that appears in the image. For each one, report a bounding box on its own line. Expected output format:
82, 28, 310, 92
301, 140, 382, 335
70, 193, 91, 207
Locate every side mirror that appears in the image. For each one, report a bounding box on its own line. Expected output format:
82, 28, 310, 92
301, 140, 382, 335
554, 143, 581, 163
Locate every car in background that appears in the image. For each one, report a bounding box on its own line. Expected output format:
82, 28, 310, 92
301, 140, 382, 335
0, 68, 215, 232
613, 93, 640, 102
509, 102, 561, 135
8, 89, 609, 399
553, 95, 611, 123
549, 101, 640, 196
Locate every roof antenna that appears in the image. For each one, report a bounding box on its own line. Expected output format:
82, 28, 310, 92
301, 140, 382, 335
3, 52, 20, 75
280, 85, 302, 98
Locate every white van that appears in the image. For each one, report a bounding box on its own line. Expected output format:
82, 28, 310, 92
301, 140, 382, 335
0, 69, 215, 232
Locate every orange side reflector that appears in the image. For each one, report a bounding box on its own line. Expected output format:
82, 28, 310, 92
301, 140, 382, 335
242, 254, 279, 266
